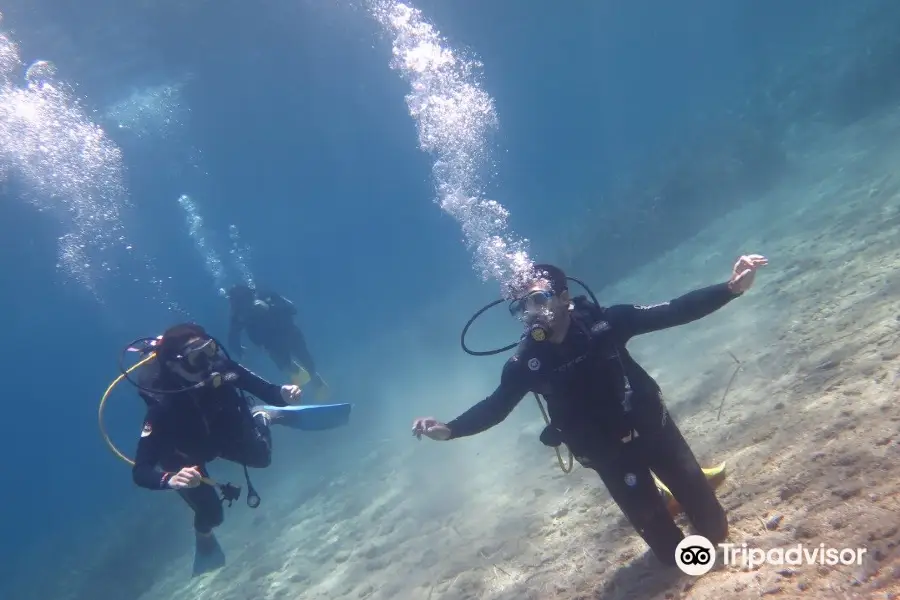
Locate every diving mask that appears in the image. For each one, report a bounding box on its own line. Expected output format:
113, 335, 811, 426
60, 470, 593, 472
509, 289, 557, 342
176, 337, 219, 372
508, 289, 554, 320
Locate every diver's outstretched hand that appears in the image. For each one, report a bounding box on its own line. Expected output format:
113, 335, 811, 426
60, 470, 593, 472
411, 417, 451, 441
727, 254, 768, 294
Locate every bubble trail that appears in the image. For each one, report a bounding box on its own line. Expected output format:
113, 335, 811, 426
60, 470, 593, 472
228, 223, 255, 289
177, 194, 226, 289
368, 1, 534, 295
104, 79, 189, 141
0, 17, 179, 309
0, 48, 127, 292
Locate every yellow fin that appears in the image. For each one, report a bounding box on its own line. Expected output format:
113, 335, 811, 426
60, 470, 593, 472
701, 463, 727, 488
655, 462, 727, 516
313, 378, 331, 402
289, 364, 311, 387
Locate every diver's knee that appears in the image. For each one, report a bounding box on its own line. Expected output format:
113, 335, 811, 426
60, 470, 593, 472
197, 506, 224, 533
243, 440, 273, 468
250, 451, 272, 469
210, 509, 225, 529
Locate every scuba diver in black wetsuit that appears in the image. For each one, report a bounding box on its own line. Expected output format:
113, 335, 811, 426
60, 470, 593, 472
227, 284, 328, 400
412, 254, 768, 566
131, 322, 302, 575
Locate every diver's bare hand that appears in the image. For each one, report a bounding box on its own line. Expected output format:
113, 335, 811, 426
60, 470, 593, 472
168, 466, 203, 489
728, 254, 768, 294
411, 417, 451, 441
280, 384, 302, 404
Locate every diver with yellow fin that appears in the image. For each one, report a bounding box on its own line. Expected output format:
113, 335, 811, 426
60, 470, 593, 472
413, 255, 767, 567
105, 323, 352, 577
227, 284, 330, 401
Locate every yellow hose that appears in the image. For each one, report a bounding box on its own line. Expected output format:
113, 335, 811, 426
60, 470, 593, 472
99, 352, 216, 486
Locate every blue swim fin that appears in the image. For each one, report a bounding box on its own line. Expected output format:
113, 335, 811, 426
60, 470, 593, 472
259, 403, 351, 431
192, 532, 226, 577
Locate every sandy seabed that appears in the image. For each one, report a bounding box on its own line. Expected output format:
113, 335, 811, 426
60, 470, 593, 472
141, 109, 900, 600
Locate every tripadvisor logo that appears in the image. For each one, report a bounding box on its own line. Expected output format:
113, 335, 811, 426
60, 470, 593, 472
675, 535, 716, 576
675, 535, 869, 576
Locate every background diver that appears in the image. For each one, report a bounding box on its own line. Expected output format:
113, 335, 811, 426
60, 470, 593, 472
412, 254, 768, 567
227, 283, 329, 400
131, 322, 334, 576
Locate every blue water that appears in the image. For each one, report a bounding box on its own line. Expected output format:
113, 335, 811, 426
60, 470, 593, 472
0, 1, 896, 598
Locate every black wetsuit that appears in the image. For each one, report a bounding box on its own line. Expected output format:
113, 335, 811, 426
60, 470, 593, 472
228, 291, 317, 376
446, 282, 739, 564
132, 360, 286, 533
